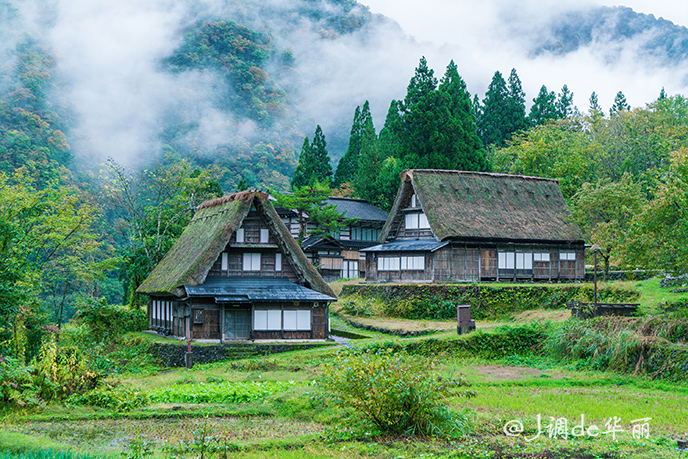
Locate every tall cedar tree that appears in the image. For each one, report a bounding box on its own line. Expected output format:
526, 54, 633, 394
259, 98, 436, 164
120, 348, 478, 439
291, 125, 333, 189
529, 85, 559, 126
479, 69, 527, 148
556, 85, 575, 118
478, 71, 509, 147
334, 102, 373, 186
506, 69, 528, 136
589, 92, 602, 114
399, 58, 486, 170
437, 60, 486, 170
610, 91, 630, 115
353, 104, 381, 203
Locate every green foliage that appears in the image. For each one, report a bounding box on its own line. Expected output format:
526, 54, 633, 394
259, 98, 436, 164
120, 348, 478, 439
68, 383, 150, 412
610, 90, 630, 115
149, 381, 293, 404
0, 357, 40, 408
339, 299, 372, 317
106, 156, 223, 306
624, 148, 688, 274
341, 284, 639, 320
72, 298, 146, 343
274, 183, 346, 242
166, 20, 285, 123
0, 451, 102, 459
334, 102, 373, 186
528, 85, 559, 126
571, 175, 647, 273
32, 335, 101, 401
320, 351, 472, 437
556, 84, 575, 118
547, 318, 688, 380
291, 126, 333, 189
478, 69, 529, 147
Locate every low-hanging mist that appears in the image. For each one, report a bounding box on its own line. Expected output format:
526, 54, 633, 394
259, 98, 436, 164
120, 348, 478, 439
2, 0, 687, 180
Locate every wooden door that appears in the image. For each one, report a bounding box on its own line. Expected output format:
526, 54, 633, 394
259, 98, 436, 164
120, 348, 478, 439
480, 250, 497, 278
192, 309, 220, 339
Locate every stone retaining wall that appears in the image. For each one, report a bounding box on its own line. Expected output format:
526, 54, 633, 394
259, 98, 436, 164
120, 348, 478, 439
149, 342, 333, 367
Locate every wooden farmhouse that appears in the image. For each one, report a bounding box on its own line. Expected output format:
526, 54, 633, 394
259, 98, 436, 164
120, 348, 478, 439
362, 170, 586, 282
137, 191, 336, 341
278, 197, 388, 281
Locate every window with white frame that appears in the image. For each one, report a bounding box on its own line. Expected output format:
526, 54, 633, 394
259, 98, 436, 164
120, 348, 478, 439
498, 252, 515, 269
260, 228, 269, 243
253, 309, 282, 330
515, 252, 533, 270
560, 252, 576, 261
377, 256, 400, 271
283, 310, 311, 331
533, 253, 551, 262
401, 255, 425, 270
221, 253, 229, 271
236, 228, 245, 243
410, 193, 418, 207
405, 212, 430, 230
275, 253, 282, 271
243, 253, 261, 271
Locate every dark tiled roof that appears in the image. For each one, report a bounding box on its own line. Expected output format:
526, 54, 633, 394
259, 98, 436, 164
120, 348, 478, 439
361, 239, 449, 252
185, 277, 336, 302
326, 197, 388, 222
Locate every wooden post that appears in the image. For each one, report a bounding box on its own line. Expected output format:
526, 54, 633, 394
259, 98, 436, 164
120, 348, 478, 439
593, 248, 599, 305
185, 307, 193, 368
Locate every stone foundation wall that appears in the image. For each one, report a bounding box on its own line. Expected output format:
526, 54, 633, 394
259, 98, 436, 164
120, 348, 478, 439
149, 342, 332, 367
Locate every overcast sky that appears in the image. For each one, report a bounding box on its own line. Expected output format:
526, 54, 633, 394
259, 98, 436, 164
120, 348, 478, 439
356, 0, 688, 111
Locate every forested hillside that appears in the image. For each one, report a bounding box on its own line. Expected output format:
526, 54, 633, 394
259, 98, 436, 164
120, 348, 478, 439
2, 0, 688, 366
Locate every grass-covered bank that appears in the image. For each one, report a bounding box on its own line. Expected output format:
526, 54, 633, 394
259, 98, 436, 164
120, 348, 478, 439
338, 282, 639, 320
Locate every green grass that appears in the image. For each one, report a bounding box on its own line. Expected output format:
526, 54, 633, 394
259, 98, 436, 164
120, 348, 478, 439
3, 305, 688, 458
611, 277, 688, 313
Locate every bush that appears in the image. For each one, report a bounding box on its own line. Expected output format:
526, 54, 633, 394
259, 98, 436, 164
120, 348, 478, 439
32, 336, 100, 401
68, 383, 149, 411
0, 357, 40, 408
72, 298, 147, 343
320, 351, 472, 438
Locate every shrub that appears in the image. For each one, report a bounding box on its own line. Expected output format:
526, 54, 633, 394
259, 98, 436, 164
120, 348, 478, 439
72, 298, 147, 343
32, 336, 100, 401
68, 383, 150, 411
0, 357, 40, 408
339, 299, 373, 317
320, 351, 472, 438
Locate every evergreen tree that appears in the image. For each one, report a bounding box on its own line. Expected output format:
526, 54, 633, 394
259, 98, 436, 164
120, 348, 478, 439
528, 85, 559, 126
290, 125, 333, 189
402, 56, 437, 109
353, 113, 383, 203
472, 94, 482, 127
556, 85, 574, 118
334, 103, 366, 186
659, 87, 667, 100
589, 91, 602, 114
436, 60, 486, 170
478, 71, 509, 147
506, 68, 528, 135
610, 91, 630, 116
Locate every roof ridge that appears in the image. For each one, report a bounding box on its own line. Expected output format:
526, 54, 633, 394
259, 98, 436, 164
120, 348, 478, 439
197, 190, 268, 210
406, 169, 560, 183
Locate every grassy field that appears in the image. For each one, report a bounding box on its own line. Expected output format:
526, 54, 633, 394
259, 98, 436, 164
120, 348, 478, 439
2, 339, 687, 457
2, 278, 686, 458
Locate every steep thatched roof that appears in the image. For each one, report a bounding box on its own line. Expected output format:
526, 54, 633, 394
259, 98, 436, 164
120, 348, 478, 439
137, 191, 335, 298
381, 170, 583, 243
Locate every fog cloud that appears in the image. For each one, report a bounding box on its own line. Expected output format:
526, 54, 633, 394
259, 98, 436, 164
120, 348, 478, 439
4, 0, 687, 167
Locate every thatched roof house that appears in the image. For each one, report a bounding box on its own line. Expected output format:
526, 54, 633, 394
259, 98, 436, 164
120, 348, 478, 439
138, 191, 335, 341
363, 170, 585, 282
